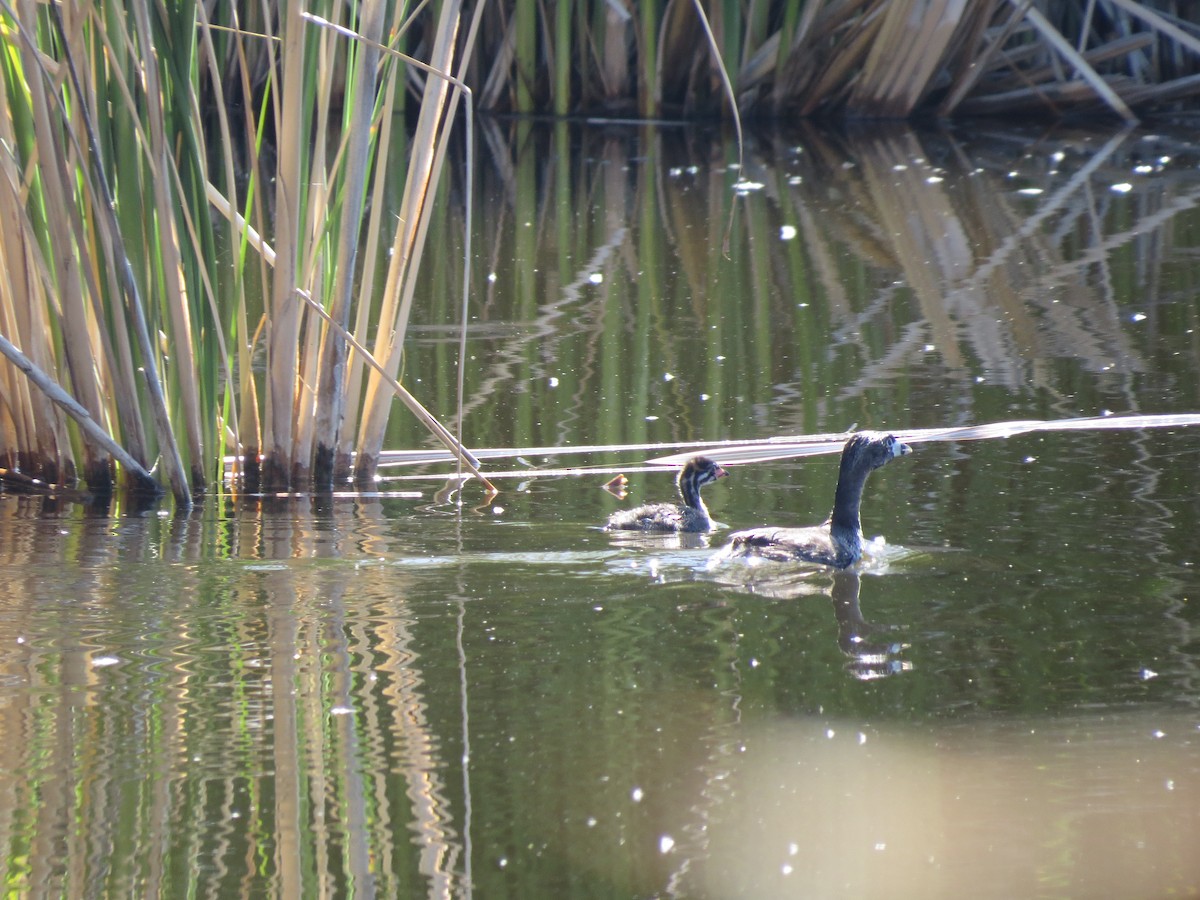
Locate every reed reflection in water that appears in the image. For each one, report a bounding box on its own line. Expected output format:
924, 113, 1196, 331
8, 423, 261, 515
394, 120, 1199, 463
0, 497, 474, 898
5, 119, 1200, 897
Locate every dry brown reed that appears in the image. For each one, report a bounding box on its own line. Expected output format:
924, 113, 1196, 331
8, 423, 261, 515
476, 1, 1200, 120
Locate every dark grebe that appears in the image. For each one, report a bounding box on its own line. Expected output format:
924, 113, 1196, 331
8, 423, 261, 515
724, 433, 911, 567
606, 456, 728, 533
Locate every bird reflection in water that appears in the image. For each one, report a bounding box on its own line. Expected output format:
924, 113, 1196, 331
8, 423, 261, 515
830, 572, 911, 681
715, 567, 911, 680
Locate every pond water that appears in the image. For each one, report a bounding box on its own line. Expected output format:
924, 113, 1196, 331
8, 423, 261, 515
3, 121, 1200, 898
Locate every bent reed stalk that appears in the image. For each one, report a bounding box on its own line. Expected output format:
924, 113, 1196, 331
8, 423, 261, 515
0, 0, 483, 503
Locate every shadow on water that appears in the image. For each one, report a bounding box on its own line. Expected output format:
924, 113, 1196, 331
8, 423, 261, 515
9, 119, 1200, 897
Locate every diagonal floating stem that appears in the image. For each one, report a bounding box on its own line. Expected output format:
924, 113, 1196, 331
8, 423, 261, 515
0, 332, 159, 493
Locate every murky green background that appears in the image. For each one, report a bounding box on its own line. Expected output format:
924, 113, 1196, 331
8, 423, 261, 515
3, 122, 1200, 898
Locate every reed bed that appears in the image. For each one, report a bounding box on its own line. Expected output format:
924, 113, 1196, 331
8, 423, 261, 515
3, 1, 1200, 506
0, 0, 485, 505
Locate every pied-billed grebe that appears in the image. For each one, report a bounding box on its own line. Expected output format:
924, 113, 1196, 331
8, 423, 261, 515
606, 456, 729, 533
723, 433, 911, 567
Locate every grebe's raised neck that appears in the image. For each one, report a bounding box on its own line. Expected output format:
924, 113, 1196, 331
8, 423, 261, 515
722, 433, 910, 568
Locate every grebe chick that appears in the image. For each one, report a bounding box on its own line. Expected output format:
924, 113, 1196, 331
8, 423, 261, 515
606, 456, 728, 533
724, 433, 911, 568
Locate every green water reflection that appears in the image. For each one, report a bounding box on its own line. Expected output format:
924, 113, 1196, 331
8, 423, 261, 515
3, 121, 1200, 897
